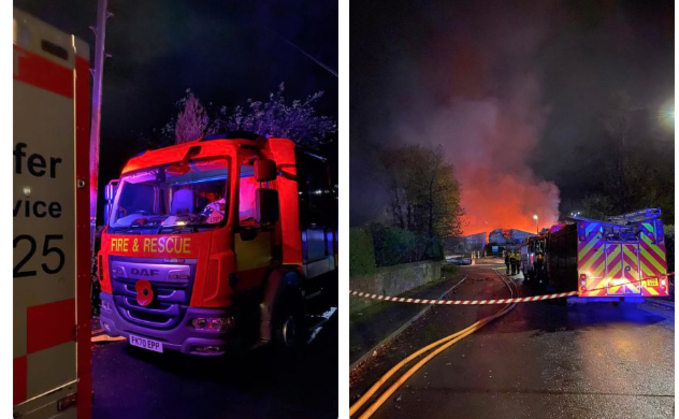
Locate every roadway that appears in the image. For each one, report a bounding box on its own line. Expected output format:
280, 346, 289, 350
92, 313, 338, 419
350, 263, 674, 419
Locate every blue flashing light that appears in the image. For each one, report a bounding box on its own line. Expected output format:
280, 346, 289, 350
174, 175, 228, 186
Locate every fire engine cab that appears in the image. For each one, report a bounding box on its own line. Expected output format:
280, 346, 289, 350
98, 132, 337, 355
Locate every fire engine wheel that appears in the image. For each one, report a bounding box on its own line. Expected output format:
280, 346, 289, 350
281, 315, 298, 347
273, 288, 307, 351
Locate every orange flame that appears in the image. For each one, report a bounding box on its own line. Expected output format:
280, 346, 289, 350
459, 168, 559, 236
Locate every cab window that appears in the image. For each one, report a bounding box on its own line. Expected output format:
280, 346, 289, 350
239, 164, 258, 226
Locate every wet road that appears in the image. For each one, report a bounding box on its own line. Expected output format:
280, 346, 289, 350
350, 264, 674, 419
92, 314, 338, 419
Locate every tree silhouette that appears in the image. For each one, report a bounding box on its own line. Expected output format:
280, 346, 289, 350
151, 83, 336, 149
174, 90, 210, 143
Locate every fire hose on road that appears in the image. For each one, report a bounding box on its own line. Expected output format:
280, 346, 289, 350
349, 271, 518, 419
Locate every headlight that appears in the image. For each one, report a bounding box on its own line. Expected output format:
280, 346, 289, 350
191, 318, 207, 329
190, 317, 234, 332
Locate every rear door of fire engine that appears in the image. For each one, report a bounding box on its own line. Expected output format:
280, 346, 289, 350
14, 9, 91, 419
604, 243, 642, 295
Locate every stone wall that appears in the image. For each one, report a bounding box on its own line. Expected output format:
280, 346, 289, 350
349, 260, 442, 313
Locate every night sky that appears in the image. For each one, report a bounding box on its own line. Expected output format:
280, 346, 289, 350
350, 0, 673, 231
15, 0, 338, 221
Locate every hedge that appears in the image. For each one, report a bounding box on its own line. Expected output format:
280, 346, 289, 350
367, 225, 444, 268
349, 227, 377, 277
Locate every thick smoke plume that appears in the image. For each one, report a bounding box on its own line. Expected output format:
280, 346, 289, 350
379, 1, 561, 235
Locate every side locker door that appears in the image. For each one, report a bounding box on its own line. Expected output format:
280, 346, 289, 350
639, 219, 668, 296
297, 152, 334, 278
621, 244, 641, 294
13, 9, 91, 419
578, 222, 607, 297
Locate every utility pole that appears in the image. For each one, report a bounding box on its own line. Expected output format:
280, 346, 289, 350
533, 214, 539, 234
89, 0, 112, 249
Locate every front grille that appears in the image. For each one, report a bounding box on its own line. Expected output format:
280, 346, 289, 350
109, 256, 197, 331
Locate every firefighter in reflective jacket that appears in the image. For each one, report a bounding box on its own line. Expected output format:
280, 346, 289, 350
534, 250, 544, 281
504, 250, 511, 274
510, 249, 520, 275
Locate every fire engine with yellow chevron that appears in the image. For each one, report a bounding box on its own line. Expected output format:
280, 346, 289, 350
520, 208, 669, 299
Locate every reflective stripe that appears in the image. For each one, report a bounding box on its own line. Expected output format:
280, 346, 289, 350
13, 356, 26, 405
605, 245, 622, 279
578, 236, 599, 260
641, 234, 666, 263
27, 299, 75, 354
621, 245, 640, 294
580, 247, 604, 272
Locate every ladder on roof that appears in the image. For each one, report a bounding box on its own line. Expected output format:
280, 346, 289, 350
607, 208, 662, 224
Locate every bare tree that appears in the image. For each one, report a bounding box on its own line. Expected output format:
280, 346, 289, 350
151, 83, 336, 149
214, 83, 336, 147
578, 91, 674, 225
174, 90, 210, 143
603, 90, 632, 211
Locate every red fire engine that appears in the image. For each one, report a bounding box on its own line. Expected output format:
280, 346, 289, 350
98, 132, 337, 355
521, 209, 669, 299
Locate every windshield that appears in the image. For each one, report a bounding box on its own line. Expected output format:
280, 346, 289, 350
108, 158, 229, 234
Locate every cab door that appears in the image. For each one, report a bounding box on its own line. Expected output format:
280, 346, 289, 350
234, 161, 274, 276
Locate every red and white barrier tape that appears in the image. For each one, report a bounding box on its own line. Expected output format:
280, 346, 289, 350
348, 290, 578, 305
349, 272, 674, 306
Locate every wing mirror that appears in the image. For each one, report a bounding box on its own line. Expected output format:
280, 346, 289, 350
104, 179, 119, 225
255, 158, 277, 182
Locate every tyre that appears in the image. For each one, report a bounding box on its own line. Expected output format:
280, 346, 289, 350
272, 287, 307, 351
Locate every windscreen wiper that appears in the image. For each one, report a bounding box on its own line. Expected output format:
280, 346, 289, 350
110, 226, 145, 234
157, 225, 200, 234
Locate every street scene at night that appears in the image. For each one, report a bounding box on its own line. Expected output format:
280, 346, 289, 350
11, 0, 679, 418
13, 1, 337, 418
350, 262, 674, 419
350, 1, 674, 418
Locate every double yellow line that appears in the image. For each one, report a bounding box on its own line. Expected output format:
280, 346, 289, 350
350, 272, 516, 419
